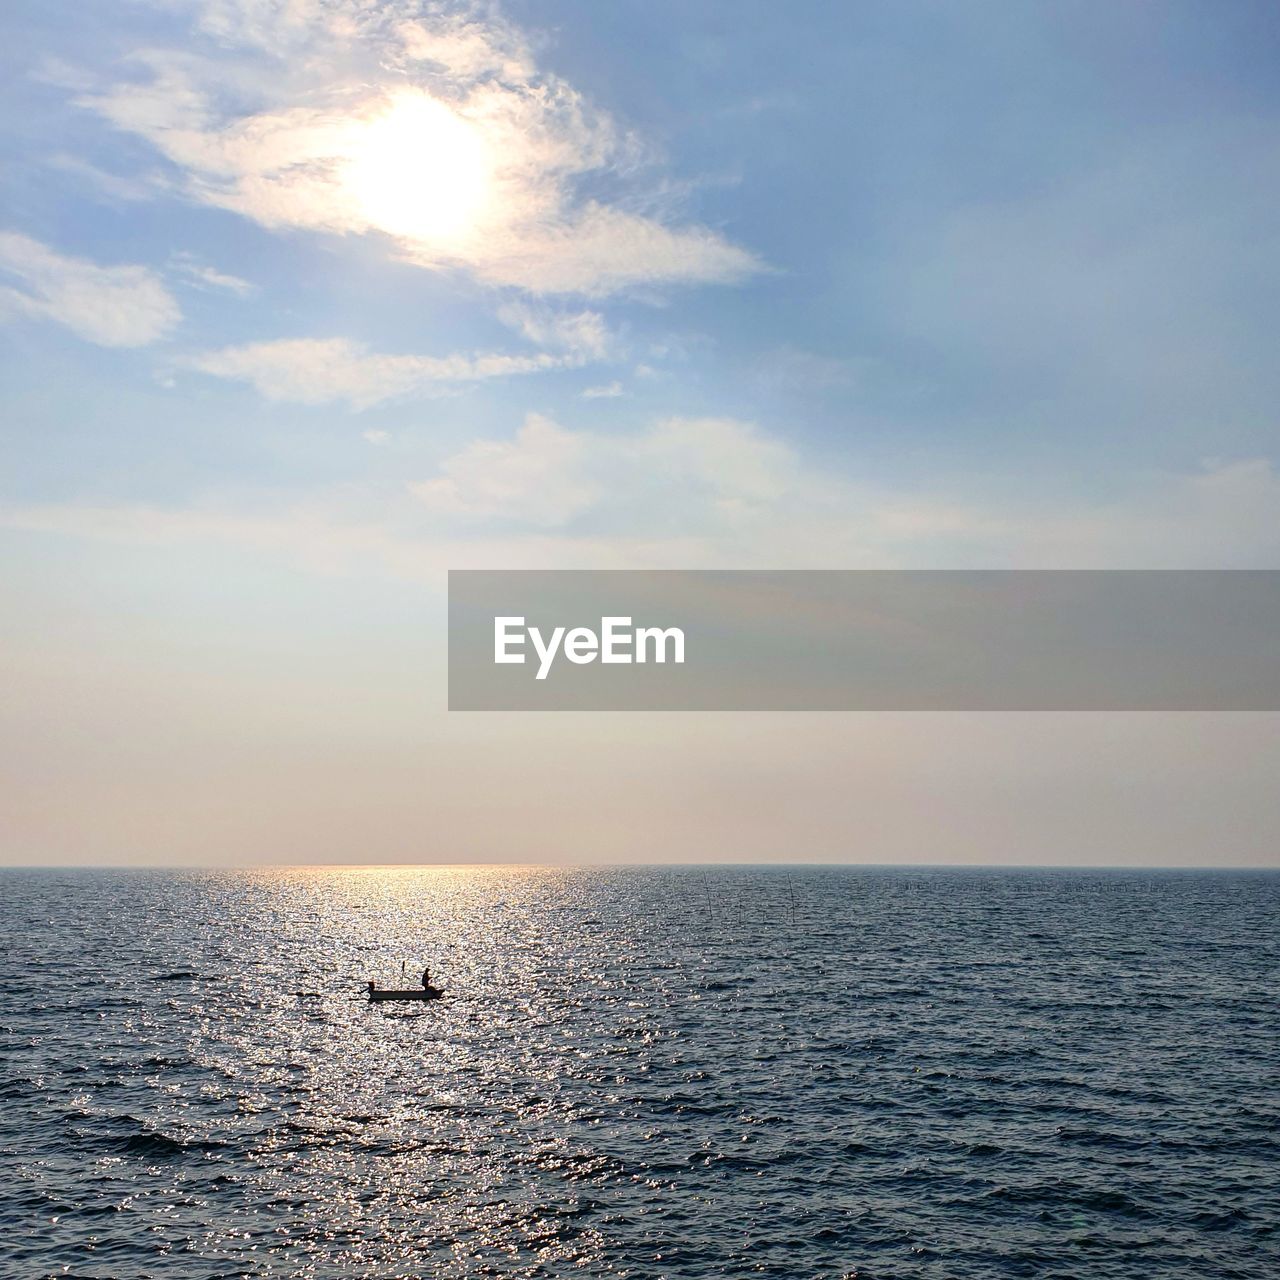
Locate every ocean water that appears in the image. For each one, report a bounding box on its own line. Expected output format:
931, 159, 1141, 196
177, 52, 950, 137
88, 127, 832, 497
0, 866, 1276, 1280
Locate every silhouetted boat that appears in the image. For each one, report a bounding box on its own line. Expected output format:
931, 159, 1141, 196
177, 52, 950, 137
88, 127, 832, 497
367, 985, 443, 1002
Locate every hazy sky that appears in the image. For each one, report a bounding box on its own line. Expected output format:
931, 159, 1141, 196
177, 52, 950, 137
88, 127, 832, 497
3, 1, 1279, 865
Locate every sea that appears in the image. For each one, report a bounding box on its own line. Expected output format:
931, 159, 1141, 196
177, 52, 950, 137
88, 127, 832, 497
0, 866, 1276, 1279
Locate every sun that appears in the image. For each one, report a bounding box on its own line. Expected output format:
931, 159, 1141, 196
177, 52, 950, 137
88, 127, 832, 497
344, 93, 493, 245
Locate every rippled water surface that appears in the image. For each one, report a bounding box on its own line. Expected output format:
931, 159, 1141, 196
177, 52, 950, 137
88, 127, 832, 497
1, 866, 1277, 1279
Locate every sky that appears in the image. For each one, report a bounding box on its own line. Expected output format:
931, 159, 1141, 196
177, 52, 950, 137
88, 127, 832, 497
2, 0, 1279, 866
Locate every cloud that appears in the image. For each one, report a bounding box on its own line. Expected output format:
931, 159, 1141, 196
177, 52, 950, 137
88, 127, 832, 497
408, 412, 881, 543
411, 413, 604, 528
7, 450, 1280, 580
184, 336, 577, 408
412, 413, 1280, 568
755, 345, 856, 391
0, 232, 180, 347
432, 202, 759, 296
1003, 458, 1280, 567
6, 362, 1279, 571
169, 252, 255, 296
582, 381, 624, 399
497, 302, 613, 359
46, 153, 167, 203
74, 3, 761, 297
5, 448, 1280, 580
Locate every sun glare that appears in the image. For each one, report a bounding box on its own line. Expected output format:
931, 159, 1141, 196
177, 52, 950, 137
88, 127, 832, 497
344, 93, 493, 244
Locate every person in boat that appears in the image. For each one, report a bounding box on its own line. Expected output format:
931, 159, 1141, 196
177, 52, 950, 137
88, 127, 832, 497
367, 980, 376, 994
421, 967, 431, 989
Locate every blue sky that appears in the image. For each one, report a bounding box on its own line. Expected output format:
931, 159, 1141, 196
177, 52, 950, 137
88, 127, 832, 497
3, 1, 1279, 863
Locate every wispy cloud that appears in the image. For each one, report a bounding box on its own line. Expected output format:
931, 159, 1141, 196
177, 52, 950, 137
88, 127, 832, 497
74, 2, 761, 297
169, 252, 256, 296
411, 414, 1280, 567
184, 336, 581, 408
0, 232, 181, 347
412, 413, 607, 528
582, 380, 624, 399
755, 345, 856, 391
46, 153, 168, 204
410, 412, 850, 538
497, 302, 614, 359
7, 451, 1280, 578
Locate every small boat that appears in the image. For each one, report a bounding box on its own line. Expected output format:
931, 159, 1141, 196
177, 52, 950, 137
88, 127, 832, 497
367, 985, 444, 1002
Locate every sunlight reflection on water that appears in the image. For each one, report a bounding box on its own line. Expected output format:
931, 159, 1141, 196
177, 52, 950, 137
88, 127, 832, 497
2, 865, 1277, 1278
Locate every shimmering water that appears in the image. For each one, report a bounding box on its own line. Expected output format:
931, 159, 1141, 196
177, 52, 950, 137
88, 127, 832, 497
1, 866, 1276, 1279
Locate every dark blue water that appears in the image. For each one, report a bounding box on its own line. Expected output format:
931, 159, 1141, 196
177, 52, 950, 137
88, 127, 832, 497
1, 866, 1276, 1279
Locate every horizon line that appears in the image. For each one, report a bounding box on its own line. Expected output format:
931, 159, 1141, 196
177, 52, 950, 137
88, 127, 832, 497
2, 860, 1276, 873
